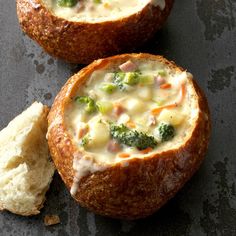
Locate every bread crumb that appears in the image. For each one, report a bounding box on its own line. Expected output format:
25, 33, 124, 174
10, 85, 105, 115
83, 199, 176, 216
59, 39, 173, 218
44, 215, 60, 226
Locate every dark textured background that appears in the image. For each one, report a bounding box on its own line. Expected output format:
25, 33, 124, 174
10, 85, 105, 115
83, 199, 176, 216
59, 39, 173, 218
0, 0, 236, 235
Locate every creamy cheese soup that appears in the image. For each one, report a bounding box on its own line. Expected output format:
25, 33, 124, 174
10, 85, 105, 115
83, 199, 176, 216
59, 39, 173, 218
42, 0, 166, 22
65, 59, 199, 168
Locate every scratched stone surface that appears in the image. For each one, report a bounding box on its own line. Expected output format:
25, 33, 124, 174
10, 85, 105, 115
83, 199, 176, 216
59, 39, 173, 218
0, 0, 236, 235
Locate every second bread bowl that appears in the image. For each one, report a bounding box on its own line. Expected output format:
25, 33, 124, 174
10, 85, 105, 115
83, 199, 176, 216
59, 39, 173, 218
16, 0, 174, 64
47, 53, 211, 219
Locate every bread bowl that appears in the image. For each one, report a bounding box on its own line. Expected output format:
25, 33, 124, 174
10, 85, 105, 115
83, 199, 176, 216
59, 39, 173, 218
0, 102, 55, 216
47, 53, 211, 219
16, 0, 174, 64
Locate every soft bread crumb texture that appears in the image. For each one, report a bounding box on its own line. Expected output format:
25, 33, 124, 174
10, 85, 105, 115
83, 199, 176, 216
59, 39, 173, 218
0, 102, 55, 216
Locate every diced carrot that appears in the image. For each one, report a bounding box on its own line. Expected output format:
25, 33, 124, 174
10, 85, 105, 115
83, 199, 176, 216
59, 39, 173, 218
160, 83, 172, 89
151, 104, 177, 115
126, 121, 136, 128
151, 83, 186, 116
140, 147, 153, 154
118, 153, 130, 158
178, 84, 186, 103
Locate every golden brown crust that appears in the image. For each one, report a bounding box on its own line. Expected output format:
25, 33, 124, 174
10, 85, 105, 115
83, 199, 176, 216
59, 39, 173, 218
47, 53, 211, 219
16, 0, 174, 64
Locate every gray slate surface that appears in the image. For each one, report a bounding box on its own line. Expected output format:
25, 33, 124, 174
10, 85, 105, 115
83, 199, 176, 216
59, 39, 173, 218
0, 0, 236, 235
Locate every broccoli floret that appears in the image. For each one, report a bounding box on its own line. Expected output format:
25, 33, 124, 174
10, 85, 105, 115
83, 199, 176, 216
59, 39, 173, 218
100, 83, 117, 94
57, 0, 77, 7
157, 122, 175, 142
123, 72, 140, 85
110, 124, 157, 150
75, 96, 97, 113
113, 72, 126, 90
110, 123, 129, 141
113, 71, 140, 90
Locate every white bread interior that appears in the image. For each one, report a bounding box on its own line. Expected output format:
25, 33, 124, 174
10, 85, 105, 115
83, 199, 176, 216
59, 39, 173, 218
0, 102, 55, 216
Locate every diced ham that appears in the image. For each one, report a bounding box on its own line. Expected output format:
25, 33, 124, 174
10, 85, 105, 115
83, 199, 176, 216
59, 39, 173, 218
119, 60, 137, 72
107, 140, 121, 153
148, 115, 156, 126
155, 76, 165, 86
113, 104, 126, 117
78, 126, 89, 139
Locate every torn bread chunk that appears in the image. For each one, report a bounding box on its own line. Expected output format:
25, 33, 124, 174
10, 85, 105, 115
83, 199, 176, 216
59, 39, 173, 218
0, 102, 55, 216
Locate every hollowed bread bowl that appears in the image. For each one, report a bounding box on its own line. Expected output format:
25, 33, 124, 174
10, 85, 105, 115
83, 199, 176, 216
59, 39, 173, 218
47, 53, 211, 219
16, 0, 174, 64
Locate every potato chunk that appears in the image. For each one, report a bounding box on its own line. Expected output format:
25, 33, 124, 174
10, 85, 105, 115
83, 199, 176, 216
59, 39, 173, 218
89, 121, 110, 148
157, 109, 185, 126
137, 87, 153, 101
125, 98, 146, 115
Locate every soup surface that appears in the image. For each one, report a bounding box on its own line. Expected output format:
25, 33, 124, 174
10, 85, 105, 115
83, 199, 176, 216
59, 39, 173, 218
42, 0, 166, 22
65, 59, 199, 166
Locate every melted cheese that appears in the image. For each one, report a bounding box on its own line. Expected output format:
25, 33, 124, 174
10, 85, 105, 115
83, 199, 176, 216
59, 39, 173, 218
65, 59, 199, 195
42, 0, 166, 22
70, 153, 107, 195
